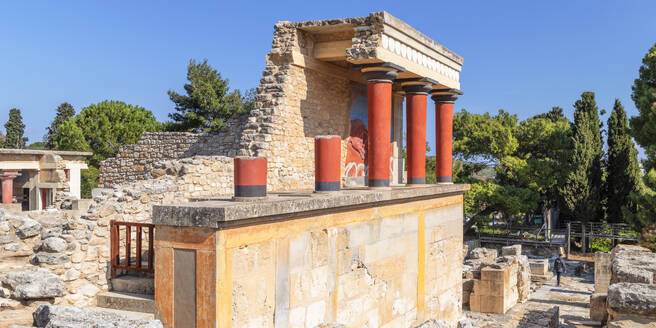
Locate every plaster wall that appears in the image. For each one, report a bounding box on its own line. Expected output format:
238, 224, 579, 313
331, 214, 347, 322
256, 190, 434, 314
154, 195, 465, 328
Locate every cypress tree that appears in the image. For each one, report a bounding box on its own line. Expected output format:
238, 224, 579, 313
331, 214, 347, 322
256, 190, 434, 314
4, 108, 27, 149
560, 92, 604, 223
630, 43, 656, 171
45, 102, 75, 149
606, 99, 641, 223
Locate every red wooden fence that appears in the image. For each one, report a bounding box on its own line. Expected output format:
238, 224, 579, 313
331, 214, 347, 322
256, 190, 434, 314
109, 220, 155, 278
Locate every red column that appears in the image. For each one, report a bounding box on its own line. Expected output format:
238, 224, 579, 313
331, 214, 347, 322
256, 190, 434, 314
403, 82, 432, 185
233, 157, 267, 199
431, 89, 463, 184
315, 135, 341, 192
0, 171, 20, 204
361, 64, 401, 188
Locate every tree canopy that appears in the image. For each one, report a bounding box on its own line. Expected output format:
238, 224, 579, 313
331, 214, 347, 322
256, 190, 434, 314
559, 92, 604, 223
166, 59, 254, 132
46, 102, 75, 149
54, 100, 162, 167
4, 108, 27, 149
606, 100, 641, 223
630, 43, 656, 171
453, 108, 571, 221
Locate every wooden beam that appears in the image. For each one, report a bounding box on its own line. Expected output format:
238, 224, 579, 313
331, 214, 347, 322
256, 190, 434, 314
291, 51, 365, 84
313, 40, 351, 61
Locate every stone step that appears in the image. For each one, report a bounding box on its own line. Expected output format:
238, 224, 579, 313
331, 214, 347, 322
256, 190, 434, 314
96, 291, 156, 315
90, 306, 155, 321
110, 275, 154, 295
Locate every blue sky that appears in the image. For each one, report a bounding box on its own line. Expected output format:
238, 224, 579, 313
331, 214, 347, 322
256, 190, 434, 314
1, 1, 654, 155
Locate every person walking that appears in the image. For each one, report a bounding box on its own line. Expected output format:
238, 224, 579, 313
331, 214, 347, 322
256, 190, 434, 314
553, 253, 567, 287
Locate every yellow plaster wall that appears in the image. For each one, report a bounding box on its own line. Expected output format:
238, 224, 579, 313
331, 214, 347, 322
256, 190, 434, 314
214, 195, 464, 328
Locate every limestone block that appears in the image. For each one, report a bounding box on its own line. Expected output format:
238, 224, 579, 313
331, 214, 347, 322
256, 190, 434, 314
501, 245, 522, 256
34, 252, 70, 265
517, 255, 531, 302
16, 218, 42, 239
607, 317, 656, 327
529, 259, 550, 276
33, 304, 163, 327
469, 247, 497, 262
607, 282, 656, 319
590, 293, 608, 323
2, 268, 66, 300
41, 237, 67, 253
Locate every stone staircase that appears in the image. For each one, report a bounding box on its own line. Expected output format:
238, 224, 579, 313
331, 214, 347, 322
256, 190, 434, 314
96, 275, 156, 317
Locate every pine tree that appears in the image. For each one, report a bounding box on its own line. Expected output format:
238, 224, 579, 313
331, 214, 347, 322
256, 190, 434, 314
4, 108, 27, 149
630, 43, 656, 171
45, 102, 75, 149
560, 92, 604, 223
606, 99, 641, 223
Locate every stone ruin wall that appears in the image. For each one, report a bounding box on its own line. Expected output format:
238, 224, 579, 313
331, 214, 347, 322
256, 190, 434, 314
0, 156, 233, 326
590, 244, 656, 325
100, 14, 386, 192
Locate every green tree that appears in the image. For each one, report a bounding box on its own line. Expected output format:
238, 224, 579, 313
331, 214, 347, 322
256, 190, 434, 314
630, 43, 656, 171
166, 59, 253, 132
560, 92, 604, 223
27, 142, 47, 150
605, 100, 641, 223
54, 100, 162, 167
4, 108, 27, 149
45, 102, 75, 149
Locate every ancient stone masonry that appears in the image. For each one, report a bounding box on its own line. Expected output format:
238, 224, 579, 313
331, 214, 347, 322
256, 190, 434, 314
0, 156, 233, 326
99, 115, 245, 187
591, 244, 656, 325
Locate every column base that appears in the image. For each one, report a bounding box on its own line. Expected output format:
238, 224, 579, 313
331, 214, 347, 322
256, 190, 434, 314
368, 179, 390, 188
436, 176, 453, 184
407, 177, 426, 185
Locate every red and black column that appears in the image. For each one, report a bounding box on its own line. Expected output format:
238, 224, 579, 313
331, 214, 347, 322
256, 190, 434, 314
402, 80, 433, 185
0, 171, 19, 204
233, 157, 267, 199
431, 89, 463, 184
315, 135, 341, 192
361, 63, 404, 188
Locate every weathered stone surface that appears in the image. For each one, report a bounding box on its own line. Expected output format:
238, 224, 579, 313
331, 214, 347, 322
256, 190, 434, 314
413, 319, 450, 328
611, 245, 656, 285
607, 283, 656, 319
590, 293, 608, 323
0, 297, 20, 309
502, 245, 522, 256
41, 237, 67, 252
16, 218, 42, 239
33, 304, 162, 327
517, 255, 531, 302
607, 317, 656, 327
2, 268, 66, 299
42, 227, 63, 239
469, 247, 498, 261
34, 252, 70, 265
529, 259, 550, 276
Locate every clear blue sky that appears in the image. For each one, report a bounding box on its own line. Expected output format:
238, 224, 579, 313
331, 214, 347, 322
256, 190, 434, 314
1, 1, 654, 155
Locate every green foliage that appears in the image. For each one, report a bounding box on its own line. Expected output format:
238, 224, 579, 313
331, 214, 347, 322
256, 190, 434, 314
4, 108, 27, 149
166, 59, 254, 132
559, 92, 604, 223
606, 100, 641, 223
626, 169, 656, 230
454, 108, 571, 222
27, 142, 47, 150
45, 102, 75, 149
54, 100, 162, 167
639, 224, 656, 252
80, 165, 99, 199
630, 43, 656, 171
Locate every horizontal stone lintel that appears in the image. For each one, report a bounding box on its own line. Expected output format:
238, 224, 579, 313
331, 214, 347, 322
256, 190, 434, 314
152, 184, 469, 229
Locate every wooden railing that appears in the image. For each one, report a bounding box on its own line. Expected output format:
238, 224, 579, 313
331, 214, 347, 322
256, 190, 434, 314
110, 220, 155, 279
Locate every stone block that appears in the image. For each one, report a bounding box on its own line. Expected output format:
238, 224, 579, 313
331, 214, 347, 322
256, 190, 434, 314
529, 259, 550, 276
607, 282, 656, 319
595, 252, 612, 293
469, 247, 497, 262
501, 245, 522, 256
481, 266, 506, 282
590, 293, 608, 323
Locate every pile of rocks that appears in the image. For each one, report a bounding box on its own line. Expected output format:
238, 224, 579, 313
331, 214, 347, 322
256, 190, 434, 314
463, 245, 532, 314
20, 304, 163, 327
590, 244, 656, 325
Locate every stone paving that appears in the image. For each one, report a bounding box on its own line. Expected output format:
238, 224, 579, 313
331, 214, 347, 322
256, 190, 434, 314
466, 259, 597, 328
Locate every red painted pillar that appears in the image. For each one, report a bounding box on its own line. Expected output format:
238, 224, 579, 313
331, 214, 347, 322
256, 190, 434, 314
361, 64, 402, 188
402, 82, 432, 185
0, 171, 20, 204
233, 157, 267, 199
315, 135, 341, 192
431, 89, 463, 184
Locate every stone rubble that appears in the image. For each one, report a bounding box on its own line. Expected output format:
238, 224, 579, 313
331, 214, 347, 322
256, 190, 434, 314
32, 304, 162, 328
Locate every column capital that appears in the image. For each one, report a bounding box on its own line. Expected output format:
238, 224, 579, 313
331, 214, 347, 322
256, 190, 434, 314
399, 77, 438, 95
355, 62, 405, 83
430, 88, 464, 103
0, 171, 20, 179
